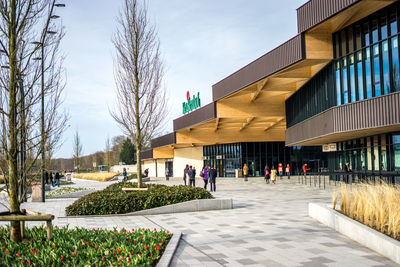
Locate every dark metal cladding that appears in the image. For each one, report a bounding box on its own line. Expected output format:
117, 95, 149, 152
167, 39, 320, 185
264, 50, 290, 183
173, 102, 216, 131
212, 34, 305, 101
151, 132, 176, 148
140, 149, 153, 160
297, 0, 361, 33
285, 92, 400, 146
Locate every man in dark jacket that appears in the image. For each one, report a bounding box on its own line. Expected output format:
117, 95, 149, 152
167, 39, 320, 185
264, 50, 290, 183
188, 166, 195, 187
209, 166, 217, 192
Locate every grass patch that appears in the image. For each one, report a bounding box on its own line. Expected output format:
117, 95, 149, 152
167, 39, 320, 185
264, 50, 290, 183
0, 225, 171, 266
73, 172, 120, 182
46, 187, 87, 199
66, 182, 213, 216
60, 180, 74, 186
334, 181, 400, 240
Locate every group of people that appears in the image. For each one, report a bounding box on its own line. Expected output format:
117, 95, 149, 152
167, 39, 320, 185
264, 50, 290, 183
44, 171, 61, 187
183, 165, 217, 192
243, 163, 291, 184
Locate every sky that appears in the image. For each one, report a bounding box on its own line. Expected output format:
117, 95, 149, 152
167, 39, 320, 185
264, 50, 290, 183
55, 0, 307, 158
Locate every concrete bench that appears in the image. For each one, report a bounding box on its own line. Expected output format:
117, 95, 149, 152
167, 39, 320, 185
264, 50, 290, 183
0, 209, 55, 240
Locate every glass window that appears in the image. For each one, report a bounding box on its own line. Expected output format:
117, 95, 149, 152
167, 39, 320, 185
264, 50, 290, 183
363, 22, 370, 46
394, 135, 400, 170
357, 51, 364, 100
348, 27, 354, 53
334, 33, 340, 58
336, 61, 342, 105
382, 40, 390, 94
349, 55, 356, 102
373, 44, 381, 96
390, 8, 398, 36
365, 48, 373, 98
372, 19, 379, 43
355, 24, 362, 50
381, 134, 387, 171
341, 31, 347, 56
342, 58, 348, 104
381, 14, 388, 40
391, 36, 400, 92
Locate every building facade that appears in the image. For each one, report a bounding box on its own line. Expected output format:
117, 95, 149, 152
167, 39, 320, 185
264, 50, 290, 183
142, 0, 400, 178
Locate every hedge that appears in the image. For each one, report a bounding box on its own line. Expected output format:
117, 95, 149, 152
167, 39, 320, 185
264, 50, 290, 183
66, 182, 213, 216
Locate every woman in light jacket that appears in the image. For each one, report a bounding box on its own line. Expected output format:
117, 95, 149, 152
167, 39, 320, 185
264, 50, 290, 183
271, 166, 277, 184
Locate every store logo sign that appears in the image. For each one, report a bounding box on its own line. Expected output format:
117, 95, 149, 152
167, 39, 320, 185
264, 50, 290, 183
182, 91, 201, 114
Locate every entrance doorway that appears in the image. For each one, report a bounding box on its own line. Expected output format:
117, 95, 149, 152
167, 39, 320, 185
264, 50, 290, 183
165, 160, 173, 178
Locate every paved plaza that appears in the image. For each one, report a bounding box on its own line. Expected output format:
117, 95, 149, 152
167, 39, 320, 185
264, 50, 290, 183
0, 177, 397, 266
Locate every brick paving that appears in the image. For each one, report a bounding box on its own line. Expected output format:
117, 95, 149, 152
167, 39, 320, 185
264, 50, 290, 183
0, 177, 397, 266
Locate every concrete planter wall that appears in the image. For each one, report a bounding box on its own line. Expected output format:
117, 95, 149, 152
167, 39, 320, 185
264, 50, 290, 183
309, 203, 400, 264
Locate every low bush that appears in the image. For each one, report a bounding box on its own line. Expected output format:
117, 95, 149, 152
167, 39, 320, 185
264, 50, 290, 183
0, 225, 171, 266
73, 172, 120, 182
66, 182, 213, 216
334, 181, 400, 240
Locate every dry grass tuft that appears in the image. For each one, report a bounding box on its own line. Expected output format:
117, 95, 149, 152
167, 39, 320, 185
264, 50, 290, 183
73, 172, 120, 182
334, 181, 400, 240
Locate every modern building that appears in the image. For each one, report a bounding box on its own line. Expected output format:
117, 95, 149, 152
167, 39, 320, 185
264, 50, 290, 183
142, 0, 400, 178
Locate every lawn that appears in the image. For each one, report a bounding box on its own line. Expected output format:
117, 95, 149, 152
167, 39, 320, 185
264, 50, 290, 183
46, 187, 87, 199
0, 226, 171, 266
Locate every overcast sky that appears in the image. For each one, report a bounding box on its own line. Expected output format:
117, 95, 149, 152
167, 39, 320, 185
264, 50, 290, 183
55, 0, 307, 158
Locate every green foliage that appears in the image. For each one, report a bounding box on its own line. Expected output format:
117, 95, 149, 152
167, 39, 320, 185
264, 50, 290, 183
0, 225, 171, 266
66, 182, 213, 216
119, 138, 136, 165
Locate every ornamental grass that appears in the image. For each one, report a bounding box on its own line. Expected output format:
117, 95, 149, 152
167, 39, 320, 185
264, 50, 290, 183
0, 225, 171, 266
333, 181, 400, 240
73, 172, 120, 182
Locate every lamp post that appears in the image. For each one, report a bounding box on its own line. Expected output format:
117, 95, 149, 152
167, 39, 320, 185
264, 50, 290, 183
34, 1, 65, 202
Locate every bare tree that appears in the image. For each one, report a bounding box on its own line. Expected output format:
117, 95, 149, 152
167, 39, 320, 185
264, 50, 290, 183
0, 0, 67, 242
72, 130, 82, 173
111, 0, 167, 187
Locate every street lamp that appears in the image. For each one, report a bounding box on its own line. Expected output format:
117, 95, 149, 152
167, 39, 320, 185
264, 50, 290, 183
36, 1, 65, 202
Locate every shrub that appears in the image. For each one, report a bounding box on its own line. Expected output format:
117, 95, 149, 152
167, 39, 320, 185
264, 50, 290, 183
66, 182, 213, 216
334, 181, 400, 240
0, 225, 171, 266
73, 172, 120, 182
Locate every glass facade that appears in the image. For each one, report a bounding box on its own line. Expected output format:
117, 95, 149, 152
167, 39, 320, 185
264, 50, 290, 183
333, 3, 400, 105
203, 143, 326, 177
333, 132, 400, 172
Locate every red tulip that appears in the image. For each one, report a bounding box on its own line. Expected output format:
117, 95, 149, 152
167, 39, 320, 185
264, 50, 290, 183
17, 252, 20, 257
102, 257, 105, 261
145, 245, 149, 250
61, 256, 64, 260
51, 245, 54, 249
5, 249, 8, 254
131, 251, 133, 255
73, 253, 76, 257
20, 261, 23, 264
34, 251, 37, 256
150, 254, 153, 258
28, 260, 31, 265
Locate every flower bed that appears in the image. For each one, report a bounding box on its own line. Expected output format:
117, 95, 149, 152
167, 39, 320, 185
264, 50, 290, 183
0, 225, 171, 266
66, 182, 213, 216
333, 182, 400, 240
46, 187, 87, 199
73, 172, 120, 182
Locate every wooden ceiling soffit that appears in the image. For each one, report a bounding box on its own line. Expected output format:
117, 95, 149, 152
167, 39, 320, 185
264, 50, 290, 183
217, 101, 285, 118
176, 127, 286, 145
264, 118, 285, 132
215, 118, 220, 132
239, 117, 255, 131
251, 78, 269, 102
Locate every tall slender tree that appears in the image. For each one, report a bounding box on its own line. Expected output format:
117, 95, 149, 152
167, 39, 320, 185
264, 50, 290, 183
0, 0, 67, 242
72, 130, 83, 173
111, 0, 167, 187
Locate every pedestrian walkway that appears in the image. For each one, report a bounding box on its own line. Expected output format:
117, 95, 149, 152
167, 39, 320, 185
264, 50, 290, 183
0, 177, 396, 266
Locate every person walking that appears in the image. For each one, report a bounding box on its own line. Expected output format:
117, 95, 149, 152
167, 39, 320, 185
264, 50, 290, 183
209, 165, 217, 192
165, 167, 169, 181
50, 172, 54, 186
278, 163, 283, 179
55, 171, 60, 187
122, 168, 127, 179
188, 166, 196, 187
285, 164, 291, 179
201, 166, 209, 189
183, 165, 189, 186
264, 165, 270, 184
243, 164, 249, 181
271, 166, 277, 184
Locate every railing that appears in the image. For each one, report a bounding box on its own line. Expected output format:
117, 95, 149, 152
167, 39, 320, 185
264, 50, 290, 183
298, 170, 400, 189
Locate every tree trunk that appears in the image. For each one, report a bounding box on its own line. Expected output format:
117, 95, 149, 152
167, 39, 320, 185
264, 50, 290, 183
136, 144, 141, 188
9, 0, 22, 242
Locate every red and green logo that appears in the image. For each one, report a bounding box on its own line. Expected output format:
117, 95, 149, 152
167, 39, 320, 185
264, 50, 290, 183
182, 91, 201, 114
